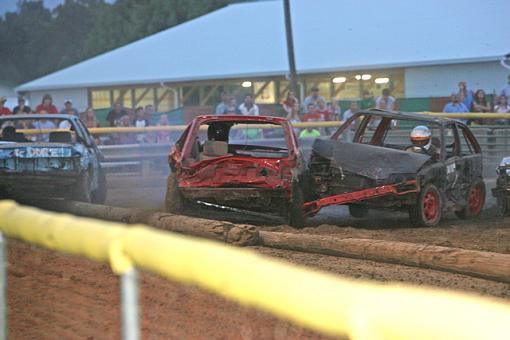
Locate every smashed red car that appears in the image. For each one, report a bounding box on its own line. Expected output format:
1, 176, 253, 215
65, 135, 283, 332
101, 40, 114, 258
165, 115, 307, 226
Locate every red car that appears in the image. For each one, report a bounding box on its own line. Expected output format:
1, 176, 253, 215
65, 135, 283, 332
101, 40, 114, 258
165, 115, 307, 226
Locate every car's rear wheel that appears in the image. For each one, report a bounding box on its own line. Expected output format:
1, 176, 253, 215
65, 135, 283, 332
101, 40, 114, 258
288, 182, 306, 228
455, 179, 485, 219
497, 196, 510, 216
165, 173, 185, 213
91, 169, 107, 204
72, 172, 92, 203
348, 205, 368, 218
409, 183, 442, 227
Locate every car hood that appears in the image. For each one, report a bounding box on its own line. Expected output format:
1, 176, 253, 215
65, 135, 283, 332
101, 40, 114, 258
312, 139, 431, 181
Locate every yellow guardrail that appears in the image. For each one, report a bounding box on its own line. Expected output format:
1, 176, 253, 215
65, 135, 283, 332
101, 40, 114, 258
1, 200, 509, 339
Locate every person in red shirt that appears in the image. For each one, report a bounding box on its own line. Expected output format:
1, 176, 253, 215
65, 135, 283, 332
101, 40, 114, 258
0, 97, 12, 116
315, 98, 330, 121
302, 103, 321, 122
35, 94, 58, 114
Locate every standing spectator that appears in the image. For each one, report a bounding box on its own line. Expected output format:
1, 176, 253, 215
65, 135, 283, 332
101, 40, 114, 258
282, 91, 299, 116
315, 98, 330, 121
343, 101, 359, 122
239, 95, 259, 116
471, 89, 491, 113
500, 73, 510, 103
299, 123, 321, 138
0, 97, 12, 116
359, 90, 375, 110
156, 114, 171, 143
106, 102, 127, 127
13, 97, 31, 114
59, 99, 79, 116
458, 81, 473, 112
443, 93, 468, 124
375, 89, 396, 110
303, 103, 320, 122
225, 97, 239, 115
215, 92, 229, 115
82, 107, 100, 128
303, 87, 325, 112
35, 94, 58, 114
328, 97, 341, 121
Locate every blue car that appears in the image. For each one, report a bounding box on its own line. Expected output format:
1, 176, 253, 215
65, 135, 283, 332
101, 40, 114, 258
0, 114, 106, 203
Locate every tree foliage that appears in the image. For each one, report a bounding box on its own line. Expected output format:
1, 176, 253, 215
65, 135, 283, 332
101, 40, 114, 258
0, 0, 243, 86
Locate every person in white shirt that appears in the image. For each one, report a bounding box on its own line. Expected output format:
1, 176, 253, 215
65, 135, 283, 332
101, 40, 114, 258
238, 95, 259, 116
375, 88, 396, 111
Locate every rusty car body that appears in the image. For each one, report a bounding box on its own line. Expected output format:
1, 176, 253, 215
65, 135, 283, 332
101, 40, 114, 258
165, 115, 307, 226
0, 114, 106, 203
306, 109, 485, 226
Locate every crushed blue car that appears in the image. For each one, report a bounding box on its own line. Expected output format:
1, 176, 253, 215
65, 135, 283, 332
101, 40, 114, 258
0, 114, 106, 203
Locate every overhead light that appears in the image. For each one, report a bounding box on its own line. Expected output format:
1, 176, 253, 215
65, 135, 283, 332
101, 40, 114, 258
361, 74, 372, 80
355, 74, 362, 80
332, 77, 347, 84
241, 81, 252, 88
374, 77, 390, 84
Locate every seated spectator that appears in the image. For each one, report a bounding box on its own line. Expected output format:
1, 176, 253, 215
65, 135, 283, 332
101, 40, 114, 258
328, 97, 341, 121
156, 114, 171, 143
299, 124, 321, 138
13, 97, 31, 114
59, 99, 79, 116
500, 73, 510, 103
239, 95, 259, 116
0, 97, 12, 116
303, 87, 325, 112
133, 107, 149, 143
458, 81, 473, 111
494, 96, 510, 125
316, 98, 330, 121
225, 97, 239, 114
282, 91, 299, 116
443, 93, 468, 124
343, 101, 358, 122
359, 90, 375, 109
215, 92, 229, 115
106, 102, 128, 127
471, 89, 491, 113
35, 94, 58, 114
116, 114, 135, 144
82, 107, 100, 128
376, 89, 396, 110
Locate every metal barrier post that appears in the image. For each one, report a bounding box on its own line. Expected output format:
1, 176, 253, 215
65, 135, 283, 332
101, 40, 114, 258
121, 268, 140, 340
0, 233, 7, 340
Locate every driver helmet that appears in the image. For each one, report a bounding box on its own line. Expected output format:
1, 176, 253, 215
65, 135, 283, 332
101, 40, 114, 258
410, 125, 432, 148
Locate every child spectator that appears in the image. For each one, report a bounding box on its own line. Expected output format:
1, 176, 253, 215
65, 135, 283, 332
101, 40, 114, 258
60, 99, 79, 116
376, 89, 396, 110
0, 97, 12, 116
36, 94, 58, 114
13, 97, 31, 114
303, 87, 325, 112
458, 81, 473, 112
282, 91, 299, 117
106, 102, 128, 127
239, 95, 259, 115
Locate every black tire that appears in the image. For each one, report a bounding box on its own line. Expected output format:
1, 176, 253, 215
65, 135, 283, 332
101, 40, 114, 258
455, 178, 485, 219
165, 173, 184, 213
72, 172, 92, 203
288, 182, 306, 228
348, 205, 368, 218
408, 183, 442, 227
91, 170, 107, 204
497, 196, 510, 216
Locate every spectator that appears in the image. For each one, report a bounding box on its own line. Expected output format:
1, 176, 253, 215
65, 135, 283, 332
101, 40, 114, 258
215, 92, 230, 115
303, 87, 325, 112
359, 90, 375, 110
144, 104, 155, 123
495, 96, 510, 113
106, 102, 128, 127
133, 107, 149, 143
375, 88, 396, 110
471, 89, 491, 113
225, 97, 239, 114
35, 94, 58, 114
59, 99, 79, 116
303, 103, 321, 122
328, 97, 341, 121
316, 98, 330, 121
500, 73, 510, 103
13, 97, 31, 114
286, 103, 301, 123
443, 93, 468, 123
239, 95, 259, 116
458, 81, 473, 111
32, 113, 56, 141
0, 97, 12, 116
82, 107, 100, 128
156, 114, 171, 143
116, 114, 135, 144
282, 91, 299, 116
343, 101, 359, 122
299, 123, 321, 138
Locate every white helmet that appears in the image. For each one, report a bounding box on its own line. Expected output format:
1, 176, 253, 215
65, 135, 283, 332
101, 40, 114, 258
410, 125, 431, 148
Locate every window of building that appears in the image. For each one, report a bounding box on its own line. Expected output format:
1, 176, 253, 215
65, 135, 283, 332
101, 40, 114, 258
113, 89, 133, 108
134, 87, 155, 108
156, 87, 177, 112
253, 81, 275, 104
90, 90, 111, 109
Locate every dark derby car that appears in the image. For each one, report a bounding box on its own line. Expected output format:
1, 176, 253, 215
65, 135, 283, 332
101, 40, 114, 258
306, 109, 485, 226
492, 156, 510, 215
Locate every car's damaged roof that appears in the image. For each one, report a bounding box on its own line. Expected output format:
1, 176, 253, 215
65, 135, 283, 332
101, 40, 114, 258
358, 109, 455, 125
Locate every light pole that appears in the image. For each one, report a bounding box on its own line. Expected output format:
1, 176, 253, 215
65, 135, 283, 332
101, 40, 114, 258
283, 0, 298, 96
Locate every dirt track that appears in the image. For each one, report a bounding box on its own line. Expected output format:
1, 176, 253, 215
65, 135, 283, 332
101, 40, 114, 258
7, 175, 510, 338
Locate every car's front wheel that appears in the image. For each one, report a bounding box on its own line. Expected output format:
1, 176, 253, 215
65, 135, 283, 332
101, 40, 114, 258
497, 196, 510, 216
165, 173, 185, 213
348, 205, 368, 218
72, 172, 92, 203
288, 182, 306, 228
91, 169, 107, 204
409, 183, 442, 227
455, 178, 485, 219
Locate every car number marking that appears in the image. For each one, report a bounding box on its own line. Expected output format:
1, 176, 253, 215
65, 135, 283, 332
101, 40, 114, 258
13, 147, 71, 158
446, 163, 456, 175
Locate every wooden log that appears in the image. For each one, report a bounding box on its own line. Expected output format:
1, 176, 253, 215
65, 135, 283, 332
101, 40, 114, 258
259, 231, 510, 284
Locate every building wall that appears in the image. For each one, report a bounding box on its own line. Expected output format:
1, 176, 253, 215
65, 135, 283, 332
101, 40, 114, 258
27, 88, 89, 112
404, 61, 508, 98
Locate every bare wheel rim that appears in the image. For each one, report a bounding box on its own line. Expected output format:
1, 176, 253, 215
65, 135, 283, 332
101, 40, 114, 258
423, 190, 439, 223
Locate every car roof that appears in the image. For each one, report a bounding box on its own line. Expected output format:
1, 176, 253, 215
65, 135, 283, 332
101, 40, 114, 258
193, 115, 288, 125
0, 113, 79, 120
358, 109, 458, 125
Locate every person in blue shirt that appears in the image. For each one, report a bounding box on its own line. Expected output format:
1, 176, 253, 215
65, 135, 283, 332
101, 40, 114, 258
458, 81, 473, 111
443, 93, 469, 124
